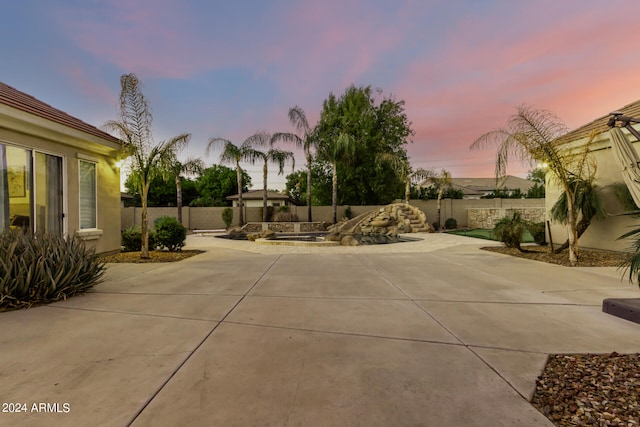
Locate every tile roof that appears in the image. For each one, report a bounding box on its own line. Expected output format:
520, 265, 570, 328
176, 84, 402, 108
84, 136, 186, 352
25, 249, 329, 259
226, 190, 291, 200
557, 98, 640, 144
420, 175, 535, 194
0, 81, 121, 144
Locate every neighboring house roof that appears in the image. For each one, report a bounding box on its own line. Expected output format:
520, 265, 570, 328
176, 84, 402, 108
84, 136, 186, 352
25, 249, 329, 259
0, 81, 121, 145
557, 98, 640, 144
420, 175, 536, 197
226, 190, 291, 201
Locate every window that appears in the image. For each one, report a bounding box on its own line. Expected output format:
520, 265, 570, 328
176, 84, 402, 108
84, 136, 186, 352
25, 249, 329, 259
79, 160, 96, 229
0, 144, 64, 233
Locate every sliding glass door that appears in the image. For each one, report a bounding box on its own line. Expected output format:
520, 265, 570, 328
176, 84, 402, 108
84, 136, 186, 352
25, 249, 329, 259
35, 152, 63, 234
0, 143, 63, 233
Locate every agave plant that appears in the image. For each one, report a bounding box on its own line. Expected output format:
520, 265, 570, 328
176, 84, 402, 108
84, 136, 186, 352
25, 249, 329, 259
0, 229, 105, 311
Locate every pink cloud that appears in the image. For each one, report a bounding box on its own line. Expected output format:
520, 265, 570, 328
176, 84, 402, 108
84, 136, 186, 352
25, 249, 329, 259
392, 3, 640, 178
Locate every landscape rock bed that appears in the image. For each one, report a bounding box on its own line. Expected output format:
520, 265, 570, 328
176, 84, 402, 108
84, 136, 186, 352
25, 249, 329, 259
532, 353, 640, 426
482, 245, 627, 267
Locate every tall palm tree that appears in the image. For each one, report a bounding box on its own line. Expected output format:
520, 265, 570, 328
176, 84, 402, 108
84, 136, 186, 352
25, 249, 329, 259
103, 73, 191, 259
316, 132, 358, 223
273, 106, 315, 222
425, 169, 452, 230
550, 175, 606, 253
243, 132, 295, 221
471, 104, 595, 266
206, 137, 260, 226
168, 155, 204, 224
376, 152, 432, 204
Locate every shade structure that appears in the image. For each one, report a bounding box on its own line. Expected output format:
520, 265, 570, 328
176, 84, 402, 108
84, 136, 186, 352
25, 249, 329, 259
609, 126, 640, 208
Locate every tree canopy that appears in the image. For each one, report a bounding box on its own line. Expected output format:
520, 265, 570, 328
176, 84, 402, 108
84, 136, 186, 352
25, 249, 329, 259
312, 85, 415, 205
192, 164, 251, 207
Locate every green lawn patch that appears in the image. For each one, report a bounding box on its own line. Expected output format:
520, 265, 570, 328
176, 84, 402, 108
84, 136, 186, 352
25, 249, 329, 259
446, 228, 534, 243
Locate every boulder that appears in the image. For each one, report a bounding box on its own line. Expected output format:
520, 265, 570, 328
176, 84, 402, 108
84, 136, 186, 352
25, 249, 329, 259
370, 219, 390, 227
340, 235, 360, 246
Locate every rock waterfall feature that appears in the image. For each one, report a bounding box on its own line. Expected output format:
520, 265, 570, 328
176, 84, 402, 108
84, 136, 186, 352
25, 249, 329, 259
326, 203, 432, 246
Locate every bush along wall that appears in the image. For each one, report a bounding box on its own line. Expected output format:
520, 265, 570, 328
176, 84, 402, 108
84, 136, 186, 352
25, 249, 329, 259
0, 229, 106, 312
154, 216, 187, 251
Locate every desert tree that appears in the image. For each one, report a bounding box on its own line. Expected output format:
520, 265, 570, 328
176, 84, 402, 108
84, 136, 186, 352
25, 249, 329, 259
471, 104, 595, 265
243, 132, 295, 221
549, 175, 605, 253
206, 136, 260, 226
316, 132, 359, 223
168, 155, 204, 223
376, 152, 432, 204
103, 73, 191, 258
273, 106, 316, 221
423, 169, 452, 229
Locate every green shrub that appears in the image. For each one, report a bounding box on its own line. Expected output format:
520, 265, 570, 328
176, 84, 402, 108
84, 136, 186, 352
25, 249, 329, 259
0, 229, 105, 311
493, 212, 528, 250
154, 216, 187, 252
444, 217, 457, 230
527, 221, 546, 245
277, 205, 290, 212
221, 207, 233, 228
121, 226, 156, 252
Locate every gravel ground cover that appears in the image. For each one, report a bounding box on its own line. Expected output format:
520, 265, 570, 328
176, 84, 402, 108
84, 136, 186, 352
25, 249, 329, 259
100, 250, 204, 263
482, 245, 627, 267
532, 353, 640, 426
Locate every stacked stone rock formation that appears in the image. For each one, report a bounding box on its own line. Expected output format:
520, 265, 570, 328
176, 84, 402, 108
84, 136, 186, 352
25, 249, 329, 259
326, 203, 432, 246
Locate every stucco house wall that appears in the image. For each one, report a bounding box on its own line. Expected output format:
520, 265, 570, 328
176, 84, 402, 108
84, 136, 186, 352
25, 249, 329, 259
545, 100, 640, 253
0, 82, 122, 255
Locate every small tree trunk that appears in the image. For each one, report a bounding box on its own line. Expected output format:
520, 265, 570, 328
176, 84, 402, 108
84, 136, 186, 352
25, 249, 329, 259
306, 152, 313, 222
176, 175, 183, 224
566, 194, 578, 266
263, 162, 268, 222
405, 180, 411, 204
237, 163, 244, 226
553, 218, 591, 254
436, 189, 443, 229
141, 182, 150, 259
332, 161, 338, 224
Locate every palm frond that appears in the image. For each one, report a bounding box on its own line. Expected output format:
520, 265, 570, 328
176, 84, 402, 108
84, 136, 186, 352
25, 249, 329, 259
243, 131, 271, 148
267, 149, 295, 175
206, 137, 233, 158
288, 105, 311, 136
272, 132, 303, 149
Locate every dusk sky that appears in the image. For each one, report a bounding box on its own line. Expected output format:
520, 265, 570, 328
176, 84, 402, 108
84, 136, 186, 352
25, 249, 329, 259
3, 0, 640, 190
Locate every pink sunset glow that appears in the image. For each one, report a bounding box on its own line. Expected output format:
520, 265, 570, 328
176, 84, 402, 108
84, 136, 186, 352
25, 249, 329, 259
3, 0, 640, 188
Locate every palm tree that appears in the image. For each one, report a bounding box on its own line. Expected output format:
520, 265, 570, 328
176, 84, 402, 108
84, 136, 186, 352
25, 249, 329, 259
549, 175, 606, 253
103, 73, 191, 259
206, 137, 260, 226
168, 155, 204, 224
316, 132, 358, 223
425, 169, 452, 229
243, 132, 295, 221
471, 105, 595, 266
273, 106, 315, 222
375, 153, 432, 204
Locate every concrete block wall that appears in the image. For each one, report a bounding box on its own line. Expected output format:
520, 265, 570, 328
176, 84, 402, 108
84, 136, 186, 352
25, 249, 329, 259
467, 208, 546, 229
121, 199, 545, 231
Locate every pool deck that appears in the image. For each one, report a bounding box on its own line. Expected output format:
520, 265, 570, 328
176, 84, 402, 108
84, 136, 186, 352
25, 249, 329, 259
1, 232, 639, 426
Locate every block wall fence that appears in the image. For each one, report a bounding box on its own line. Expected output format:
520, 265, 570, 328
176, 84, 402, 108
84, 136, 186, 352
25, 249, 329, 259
121, 199, 546, 231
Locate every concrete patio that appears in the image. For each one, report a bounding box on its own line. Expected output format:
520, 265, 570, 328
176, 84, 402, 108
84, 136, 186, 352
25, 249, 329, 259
1, 233, 639, 426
